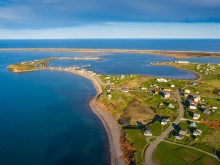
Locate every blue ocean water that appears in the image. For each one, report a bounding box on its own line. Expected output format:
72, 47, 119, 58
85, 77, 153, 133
0, 54, 109, 165
1, 39, 220, 52
0, 39, 219, 165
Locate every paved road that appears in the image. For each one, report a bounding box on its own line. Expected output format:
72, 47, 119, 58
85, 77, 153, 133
144, 91, 184, 165
163, 140, 220, 161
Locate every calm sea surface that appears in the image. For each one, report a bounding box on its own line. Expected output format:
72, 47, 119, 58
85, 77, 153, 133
0, 39, 220, 165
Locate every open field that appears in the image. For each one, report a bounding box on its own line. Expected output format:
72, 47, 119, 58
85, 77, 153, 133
153, 142, 220, 165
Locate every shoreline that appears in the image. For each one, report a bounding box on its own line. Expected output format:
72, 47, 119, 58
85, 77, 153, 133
151, 63, 201, 81
46, 68, 125, 165
1, 48, 220, 59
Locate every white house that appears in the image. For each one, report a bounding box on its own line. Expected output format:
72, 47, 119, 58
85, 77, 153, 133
122, 88, 129, 93
156, 78, 168, 82
193, 113, 200, 120
170, 84, 175, 88
144, 130, 152, 136
193, 96, 201, 103
164, 92, 171, 99
193, 129, 202, 136
161, 119, 167, 125
175, 61, 189, 64
189, 104, 197, 110
184, 89, 191, 94
107, 94, 112, 99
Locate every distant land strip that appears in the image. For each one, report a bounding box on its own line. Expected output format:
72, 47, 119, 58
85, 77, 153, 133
1, 48, 220, 59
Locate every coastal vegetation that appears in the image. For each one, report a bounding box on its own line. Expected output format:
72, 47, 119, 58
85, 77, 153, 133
7, 58, 54, 72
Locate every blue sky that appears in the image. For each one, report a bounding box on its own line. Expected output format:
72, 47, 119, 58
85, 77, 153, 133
0, 0, 220, 39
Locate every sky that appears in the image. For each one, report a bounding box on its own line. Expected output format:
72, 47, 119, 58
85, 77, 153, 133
0, 0, 220, 39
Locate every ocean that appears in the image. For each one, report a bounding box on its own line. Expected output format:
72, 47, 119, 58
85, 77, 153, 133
0, 39, 220, 165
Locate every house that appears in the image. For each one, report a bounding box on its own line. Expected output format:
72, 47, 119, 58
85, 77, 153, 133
175, 135, 183, 140
107, 93, 112, 99
179, 129, 190, 137
189, 104, 197, 110
203, 110, 210, 115
121, 88, 129, 93
105, 76, 110, 80
193, 129, 203, 136
170, 84, 175, 88
192, 82, 199, 86
168, 103, 175, 109
164, 92, 171, 99
161, 119, 167, 125
156, 78, 168, 82
190, 122, 197, 127
175, 61, 189, 64
163, 88, 172, 92
193, 113, 200, 120
143, 129, 152, 136
106, 80, 110, 85
154, 89, 159, 94
120, 75, 125, 79
140, 87, 147, 90
185, 89, 191, 94
193, 96, 201, 103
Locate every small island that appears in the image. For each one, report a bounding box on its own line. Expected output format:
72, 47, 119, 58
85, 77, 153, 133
7, 56, 220, 165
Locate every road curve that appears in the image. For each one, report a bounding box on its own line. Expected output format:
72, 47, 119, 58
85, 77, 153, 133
144, 91, 184, 165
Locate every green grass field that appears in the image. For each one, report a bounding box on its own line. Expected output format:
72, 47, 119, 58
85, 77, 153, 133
153, 142, 219, 165
124, 126, 148, 165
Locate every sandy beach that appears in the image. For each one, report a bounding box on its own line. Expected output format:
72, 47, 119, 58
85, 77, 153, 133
46, 68, 125, 165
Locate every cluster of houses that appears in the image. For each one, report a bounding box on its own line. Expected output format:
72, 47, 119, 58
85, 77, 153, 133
20, 60, 47, 69
196, 63, 217, 75
47, 66, 97, 76
175, 121, 203, 140
105, 75, 132, 99
184, 88, 218, 119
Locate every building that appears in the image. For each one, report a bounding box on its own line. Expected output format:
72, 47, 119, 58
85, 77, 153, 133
179, 129, 190, 137
193, 96, 201, 103
161, 119, 167, 125
189, 104, 197, 110
175, 61, 189, 64
107, 93, 112, 99
156, 78, 168, 82
164, 92, 171, 99
175, 135, 183, 140
193, 113, 200, 120
170, 84, 175, 88
184, 89, 191, 94
122, 88, 129, 93
143, 129, 152, 136
193, 129, 203, 136
168, 103, 175, 109
190, 122, 197, 127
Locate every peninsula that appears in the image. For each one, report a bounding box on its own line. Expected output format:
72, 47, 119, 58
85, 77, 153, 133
7, 55, 220, 165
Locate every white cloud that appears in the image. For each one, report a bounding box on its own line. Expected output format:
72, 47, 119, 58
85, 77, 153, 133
0, 6, 32, 21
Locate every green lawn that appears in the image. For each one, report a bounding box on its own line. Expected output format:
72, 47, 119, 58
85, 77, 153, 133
124, 126, 148, 165
153, 142, 219, 165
